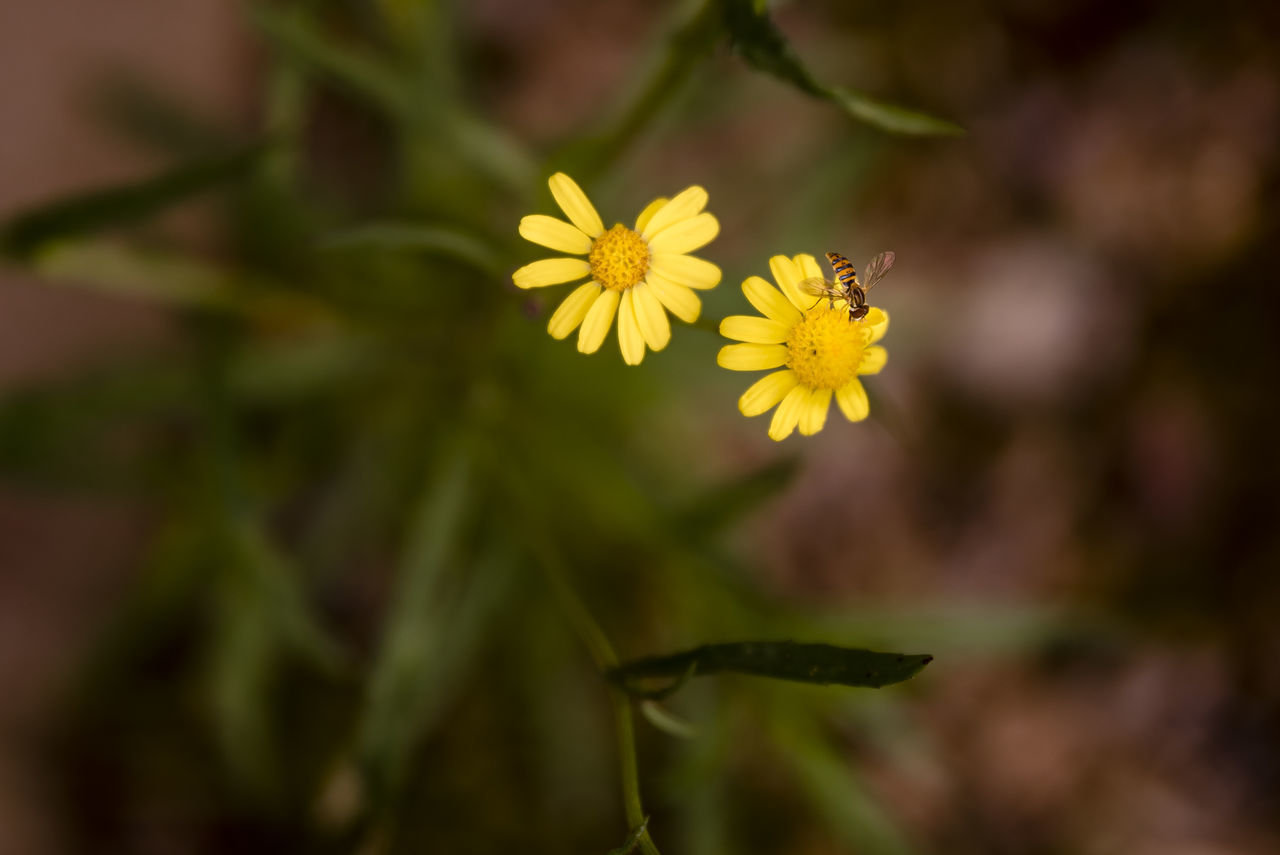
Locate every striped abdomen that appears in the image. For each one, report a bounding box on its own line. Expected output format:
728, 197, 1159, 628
825, 251, 859, 288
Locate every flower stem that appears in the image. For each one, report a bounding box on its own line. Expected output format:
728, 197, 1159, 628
531, 540, 661, 855
574, 0, 720, 181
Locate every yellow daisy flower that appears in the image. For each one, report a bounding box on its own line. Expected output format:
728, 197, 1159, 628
718, 253, 889, 441
514, 173, 721, 365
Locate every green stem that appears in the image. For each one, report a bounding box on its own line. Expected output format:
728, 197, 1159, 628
531, 541, 660, 855
575, 0, 720, 180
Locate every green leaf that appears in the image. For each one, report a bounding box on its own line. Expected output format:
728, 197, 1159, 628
1, 146, 266, 257
92, 74, 233, 156
718, 0, 963, 136
771, 720, 915, 855
609, 642, 932, 698
828, 86, 966, 137
251, 4, 411, 116
356, 450, 503, 799
27, 239, 336, 325
252, 5, 534, 194
317, 222, 505, 276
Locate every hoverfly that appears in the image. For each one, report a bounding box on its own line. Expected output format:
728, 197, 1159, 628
799, 250, 896, 321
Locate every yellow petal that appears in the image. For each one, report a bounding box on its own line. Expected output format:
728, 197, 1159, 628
863, 307, 889, 344
646, 213, 719, 254
634, 197, 669, 233
549, 172, 604, 237
649, 253, 721, 289
547, 282, 601, 339
646, 271, 701, 323
858, 345, 888, 375
795, 253, 824, 281
717, 343, 788, 371
719, 315, 790, 344
835, 378, 869, 422
742, 275, 801, 324
578, 289, 620, 354
768, 385, 808, 441
618, 290, 645, 365
641, 185, 708, 239
739, 370, 798, 417
513, 257, 591, 289
769, 254, 809, 311
518, 214, 592, 254
631, 282, 671, 351
798, 387, 832, 436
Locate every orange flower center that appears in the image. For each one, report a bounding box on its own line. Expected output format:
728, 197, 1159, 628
785, 306, 868, 390
589, 224, 650, 292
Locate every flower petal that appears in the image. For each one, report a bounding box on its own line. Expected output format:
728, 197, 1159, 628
549, 172, 604, 237
719, 315, 790, 344
858, 345, 888, 375
578, 289, 620, 354
646, 271, 701, 323
634, 197, 669, 233
742, 275, 802, 325
646, 213, 719, 254
513, 257, 591, 289
547, 282, 601, 339
863, 307, 889, 344
768, 385, 808, 441
769, 254, 810, 311
649, 253, 721, 290
739, 370, 798, 417
618, 290, 646, 365
631, 282, 671, 351
835, 378, 870, 422
798, 387, 832, 436
795, 253, 825, 282
518, 214, 592, 254
717, 343, 788, 371
641, 185, 708, 239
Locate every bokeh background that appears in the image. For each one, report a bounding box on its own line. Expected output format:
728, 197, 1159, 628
2, 1, 1278, 853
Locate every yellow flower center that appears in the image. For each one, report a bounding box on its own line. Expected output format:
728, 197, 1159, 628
786, 306, 868, 390
589, 224, 650, 292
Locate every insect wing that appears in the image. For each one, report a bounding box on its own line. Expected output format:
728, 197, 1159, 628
799, 277, 840, 298
859, 251, 896, 292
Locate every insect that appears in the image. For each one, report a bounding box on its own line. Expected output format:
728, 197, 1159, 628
799, 250, 896, 321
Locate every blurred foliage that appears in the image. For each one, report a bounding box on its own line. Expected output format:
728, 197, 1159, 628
0, 3, 963, 851
9, 0, 1278, 854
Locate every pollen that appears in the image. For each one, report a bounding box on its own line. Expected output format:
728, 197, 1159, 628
785, 306, 868, 390
589, 224, 650, 292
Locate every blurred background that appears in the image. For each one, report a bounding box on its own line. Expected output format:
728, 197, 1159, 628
2, 0, 1278, 853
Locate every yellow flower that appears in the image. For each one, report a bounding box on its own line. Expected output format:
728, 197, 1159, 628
718, 253, 889, 441
514, 173, 721, 365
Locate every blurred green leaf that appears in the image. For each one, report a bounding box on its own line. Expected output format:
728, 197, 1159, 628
28, 240, 336, 325
207, 515, 347, 789
252, 4, 411, 116
357, 450, 479, 798
609, 642, 933, 698
92, 74, 233, 156
1, 146, 266, 257
253, 4, 534, 195
718, 0, 964, 136
771, 720, 915, 855
828, 86, 968, 136
318, 222, 506, 276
